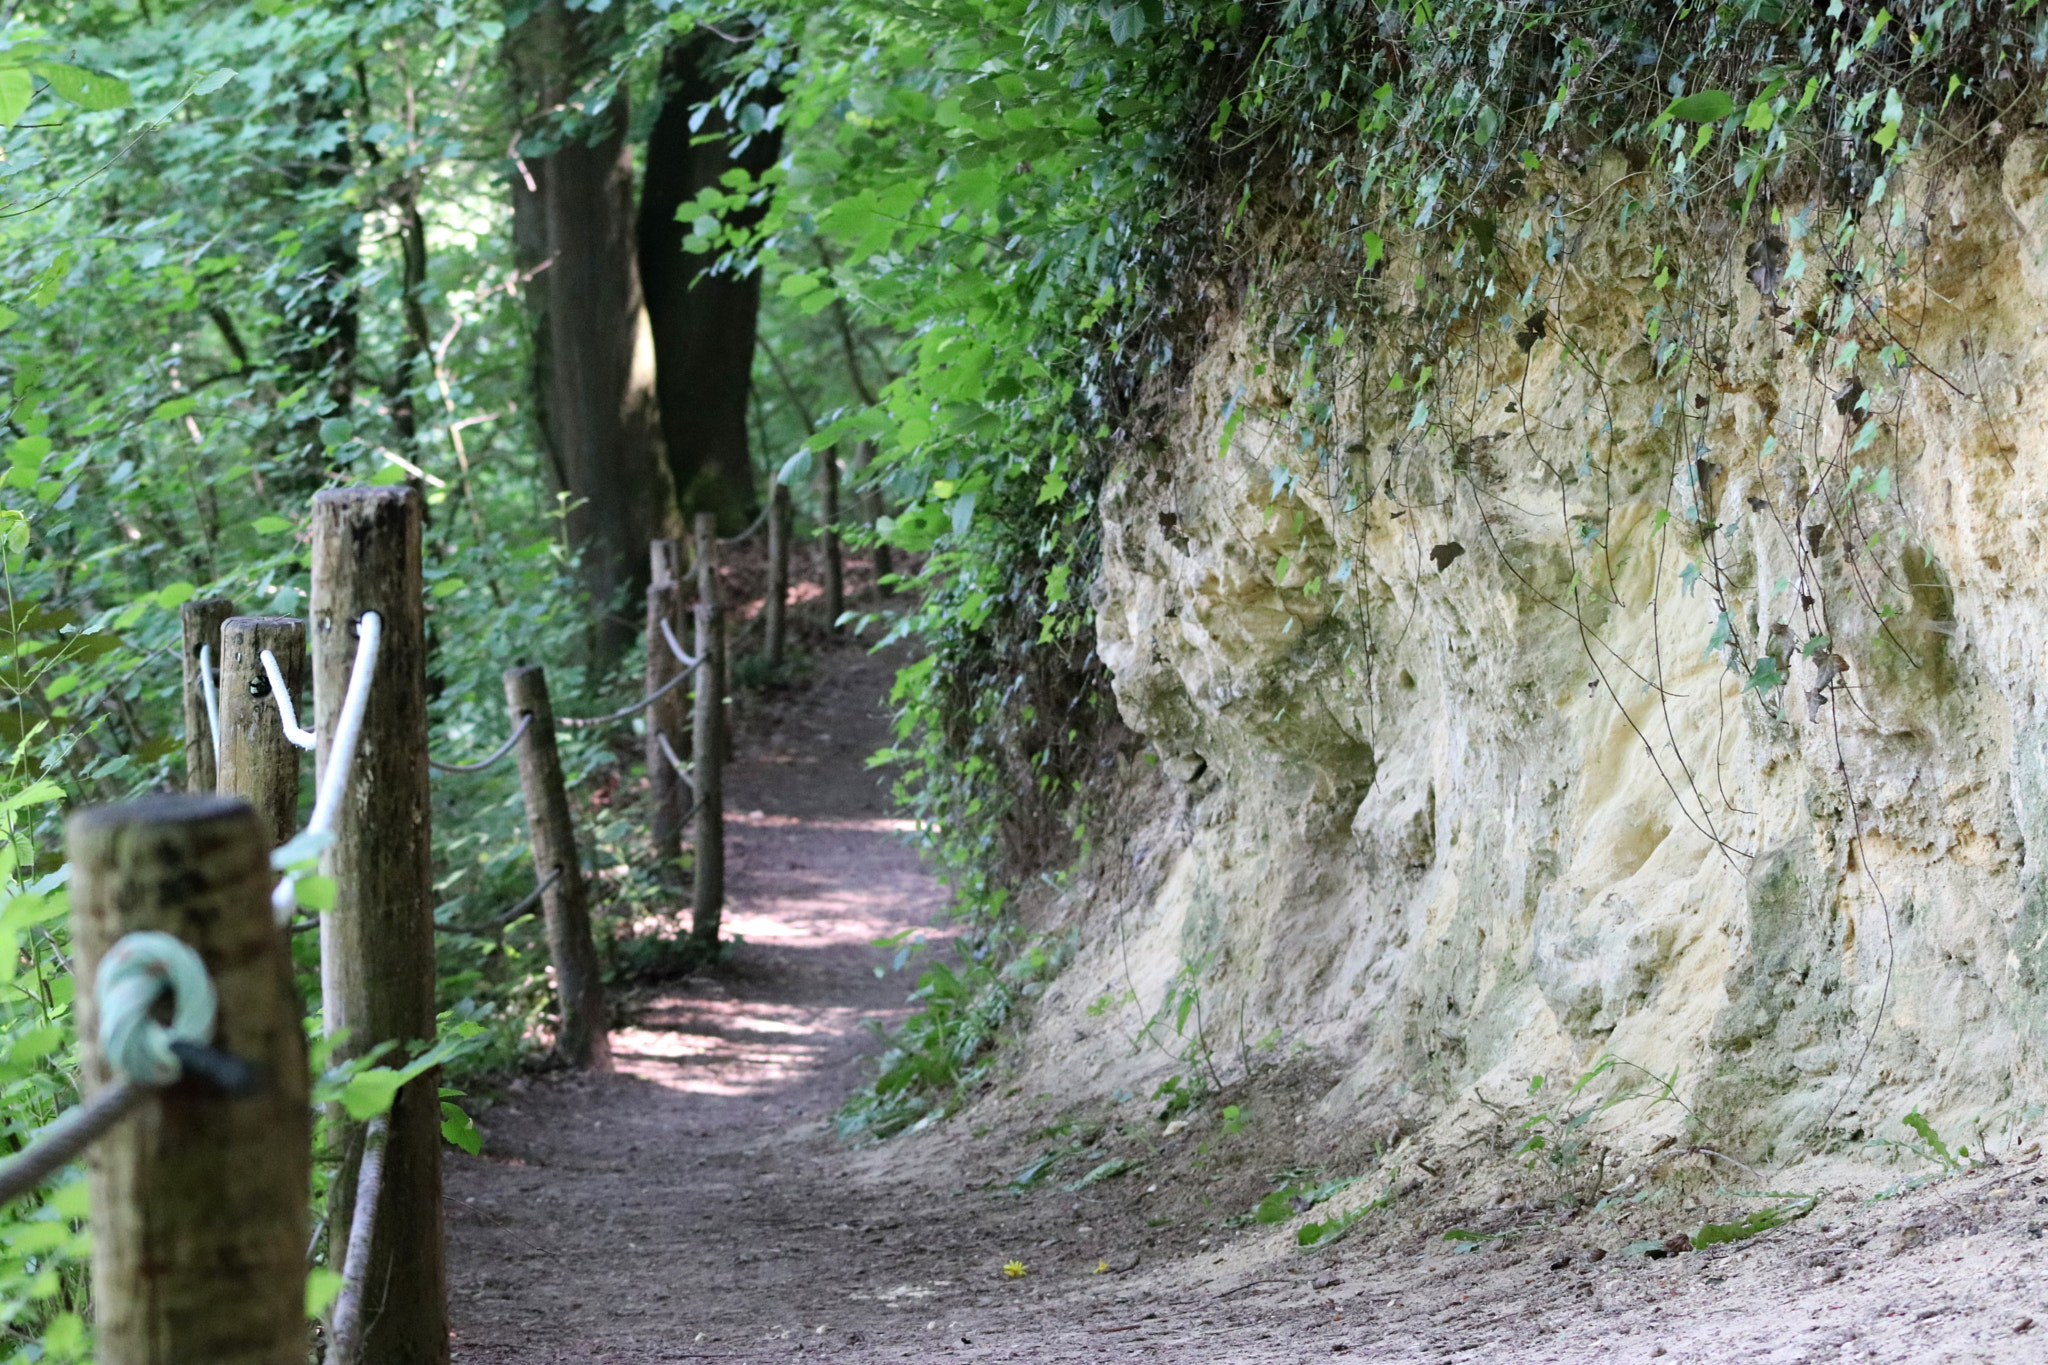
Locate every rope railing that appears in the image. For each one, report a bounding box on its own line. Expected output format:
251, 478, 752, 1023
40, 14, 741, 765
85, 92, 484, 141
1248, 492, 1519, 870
271, 611, 382, 924
197, 644, 223, 771
428, 711, 531, 774
260, 648, 318, 750
491, 866, 561, 926
720, 503, 770, 547
656, 731, 693, 792
326, 1112, 388, 1365
661, 617, 699, 670
0, 932, 232, 1206
555, 651, 702, 730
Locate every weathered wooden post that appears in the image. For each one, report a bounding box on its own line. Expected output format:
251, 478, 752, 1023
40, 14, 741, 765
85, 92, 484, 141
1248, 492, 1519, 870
70, 794, 309, 1365
217, 617, 304, 848
309, 486, 447, 1364
179, 597, 235, 793
765, 482, 790, 666
692, 512, 725, 947
504, 666, 613, 1070
646, 539, 689, 872
819, 445, 843, 629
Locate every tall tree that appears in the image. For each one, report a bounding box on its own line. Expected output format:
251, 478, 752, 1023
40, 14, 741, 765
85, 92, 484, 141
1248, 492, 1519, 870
273, 79, 360, 492
505, 0, 678, 651
638, 32, 781, 531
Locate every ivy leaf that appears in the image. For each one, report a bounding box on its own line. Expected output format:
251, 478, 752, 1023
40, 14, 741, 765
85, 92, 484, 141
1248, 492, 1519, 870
30, 63, 131, 112
306, 1267, 344, 1318
441, 1101, 483, 1155
1655, 91, 1733, 127
1429, 542, 1464, 572
340, 1068, 403, 1121
1103, 1, 1145, 44
0, 67, 32, 127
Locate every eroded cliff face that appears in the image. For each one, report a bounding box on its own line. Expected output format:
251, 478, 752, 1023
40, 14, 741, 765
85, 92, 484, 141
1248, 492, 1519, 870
1024, 139, 2048, 1161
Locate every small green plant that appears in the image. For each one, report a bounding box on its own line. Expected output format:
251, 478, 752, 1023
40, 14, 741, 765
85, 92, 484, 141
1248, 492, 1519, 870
1690, 1193, 1818, 1249
1295, 1183, 1397, 1249
1152, 1072, 1201, 1120
1493, 1055, 1694, 1205
836, 930, 1074, 1142
1869, 1110, 1973, 1196
1252, 1173, 1362, 1224
1442, 1227, 1507, 1254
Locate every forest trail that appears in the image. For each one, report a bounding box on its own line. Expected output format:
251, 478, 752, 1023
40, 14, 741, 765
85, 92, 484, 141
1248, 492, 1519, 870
445, 643, 2048, 1365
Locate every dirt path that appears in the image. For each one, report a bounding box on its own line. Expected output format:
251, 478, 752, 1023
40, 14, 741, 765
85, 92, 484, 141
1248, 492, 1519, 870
447, 644, 2048, 1365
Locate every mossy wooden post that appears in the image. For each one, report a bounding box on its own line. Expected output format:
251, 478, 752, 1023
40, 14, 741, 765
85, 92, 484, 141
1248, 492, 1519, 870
765, 482, 790, 666
310, 486, 447, 1365
646, 538, 688, 871
70, 795, 309, 1365
503, 666, 613, 1070
819, 445, 843, 629
179, 598, 235, 793
217, 617, 304, 847
692, 512, 725, 947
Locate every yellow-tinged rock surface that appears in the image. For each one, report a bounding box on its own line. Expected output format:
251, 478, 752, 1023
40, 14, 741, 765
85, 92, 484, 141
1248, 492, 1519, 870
1037, 142, 2048, 1162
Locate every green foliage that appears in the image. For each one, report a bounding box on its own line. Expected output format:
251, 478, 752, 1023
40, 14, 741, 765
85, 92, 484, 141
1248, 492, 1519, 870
835, 930, 1070, 1141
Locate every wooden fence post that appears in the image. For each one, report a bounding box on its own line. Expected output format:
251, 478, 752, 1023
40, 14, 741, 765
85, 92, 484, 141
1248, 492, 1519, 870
309, 487, 447, 1364
179, 598, 235, 793
217, 617, 304, 848
692, 512, 725, 947
70, 794, 309, 1365
765, 482, 790, 666
645, 539, 688, 872
819, 445, 843, 629
503, 666, 613, 1071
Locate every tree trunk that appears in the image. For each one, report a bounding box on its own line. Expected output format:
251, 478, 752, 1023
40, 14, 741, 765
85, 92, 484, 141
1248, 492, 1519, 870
276, 88, 358, 493
851, 440, 892, 597
507, 0, 679, 657
638, 33, 781, 532
820, 446, 843, 629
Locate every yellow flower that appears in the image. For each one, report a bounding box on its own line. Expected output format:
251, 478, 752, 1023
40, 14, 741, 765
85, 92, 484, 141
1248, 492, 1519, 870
1094, 1260, 1109, 1275
1003, 1260, 1028, 1279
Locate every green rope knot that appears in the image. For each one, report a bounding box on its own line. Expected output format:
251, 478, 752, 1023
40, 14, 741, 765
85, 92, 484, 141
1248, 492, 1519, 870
96, 931, 215, 1087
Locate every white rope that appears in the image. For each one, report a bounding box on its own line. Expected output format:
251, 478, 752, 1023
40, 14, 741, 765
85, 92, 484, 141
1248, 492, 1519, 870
197, 644, 223, 771
720, 504, 770, 546
428, 712, 531, 774
98, 931, 216, 1086
661, 617, 699, 669
656, 731, 694, 796
310, 611, 381, 843
555, 653, 700, 730
0, 1081, 145, 1206
327, 1112, 388, 1365
0, 930, 218, 1206
260, 648, 317, 750
271, 611, 381, 923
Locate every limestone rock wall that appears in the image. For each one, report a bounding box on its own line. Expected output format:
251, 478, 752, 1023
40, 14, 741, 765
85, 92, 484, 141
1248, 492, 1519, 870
1027, 141, 2048, 1160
